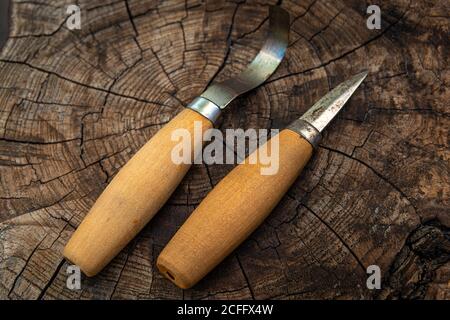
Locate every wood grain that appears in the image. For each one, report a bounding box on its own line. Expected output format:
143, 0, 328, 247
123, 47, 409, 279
0, 0, 448, 300
64, 108, 212, 276
158, 129, 313, 289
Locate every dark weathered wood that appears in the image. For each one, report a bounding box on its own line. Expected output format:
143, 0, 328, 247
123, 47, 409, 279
0, 0, 448, 300
0, 1, 9, 50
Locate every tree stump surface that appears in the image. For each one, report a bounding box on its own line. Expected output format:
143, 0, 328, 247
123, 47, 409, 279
0, 0, 448, 300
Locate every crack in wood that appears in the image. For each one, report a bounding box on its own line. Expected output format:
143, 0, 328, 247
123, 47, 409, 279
0, 0, 447, 300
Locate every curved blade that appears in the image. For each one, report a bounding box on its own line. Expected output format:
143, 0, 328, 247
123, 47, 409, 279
201, 6, 289, 109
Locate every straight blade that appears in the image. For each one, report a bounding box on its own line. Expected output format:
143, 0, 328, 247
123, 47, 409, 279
300, 71, 368, 132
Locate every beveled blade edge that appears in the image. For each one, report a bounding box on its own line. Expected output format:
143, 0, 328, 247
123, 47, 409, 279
300, 71, 368, 132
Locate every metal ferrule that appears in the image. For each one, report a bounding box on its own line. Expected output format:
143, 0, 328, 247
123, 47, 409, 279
187, 96, 222, 125
287, 119, 322, 148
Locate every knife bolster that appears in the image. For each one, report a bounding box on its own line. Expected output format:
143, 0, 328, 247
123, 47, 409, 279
187, 96, 222, 125
286, 119, 321, 148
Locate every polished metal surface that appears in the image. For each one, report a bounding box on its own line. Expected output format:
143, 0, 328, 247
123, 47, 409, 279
300, 71, 368, 133
200, 6, 289, 110
187, 97, 222, 124
287, 119, 322, 148
290, 72, 368, 147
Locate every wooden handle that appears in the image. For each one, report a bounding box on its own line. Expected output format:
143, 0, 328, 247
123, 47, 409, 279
157, 129, 313, 288
64, 108, 213, 276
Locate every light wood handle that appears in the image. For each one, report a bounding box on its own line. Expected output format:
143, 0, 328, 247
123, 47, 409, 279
157, 129, 313, 288
64, 108, 213, 276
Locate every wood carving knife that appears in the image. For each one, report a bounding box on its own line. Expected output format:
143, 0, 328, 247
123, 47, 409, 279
157, 71, 368, 289
63, 6, 289, 276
